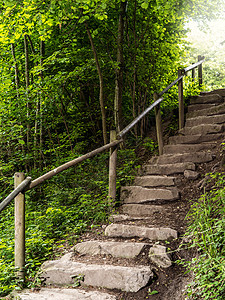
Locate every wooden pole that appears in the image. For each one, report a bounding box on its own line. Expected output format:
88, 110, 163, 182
198, 55, 203, 86
14, 172, 25, 281
178, 69, 184, 130
192, 64, 195, 82
108, 130, 117, 206
154, 93, 163, 155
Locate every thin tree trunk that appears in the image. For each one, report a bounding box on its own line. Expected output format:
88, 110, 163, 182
114, 1, 127, 133
85, 22, 107, 145
11, 43, 20, 98
27, 35, 39, 167
39, 40, 45, 157
132, 0, 137, 138
58, 99, 73, 153
24, 34, 31, 153
11, 43, 28, 171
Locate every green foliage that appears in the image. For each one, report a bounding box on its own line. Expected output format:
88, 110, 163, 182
142, 137, 158, 154
182, 173, 225, 300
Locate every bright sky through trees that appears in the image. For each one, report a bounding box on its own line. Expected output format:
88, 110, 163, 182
185, 12, 225, 89
187, 15, 225, 52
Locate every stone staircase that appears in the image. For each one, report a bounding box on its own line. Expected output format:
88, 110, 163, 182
16, 89, 225, 300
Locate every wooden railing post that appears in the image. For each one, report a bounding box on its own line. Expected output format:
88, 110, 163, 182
198, 55, 203, 86
108, 130, 117, 206
154, 93, 163, 155
178, 69, 184, 130
14, 172, 25, 281
192, 63, 195, 82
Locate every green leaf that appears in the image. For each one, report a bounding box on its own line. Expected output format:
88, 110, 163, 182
148, 290, 159, 295
141, 2, 149, 9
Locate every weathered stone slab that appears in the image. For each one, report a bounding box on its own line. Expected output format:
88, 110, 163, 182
149, 244, 172, 268
121, 204, 165, 217
143, 162, 195, 175
109, 214, 152, 222
121, 186, 179, 203
188, 103, 218, 112
190, 94, 222, 104
180, 124, 224, 136
134, 175, 175, 187
201, 89, 225, 97
105, 224, 178, 241
41, 257, 153, 292
74, 241, 148, 258
184, 170, 199, 180
169, 134, 223, 145
150, 152, 213, 165
16, 288, 117, 300
163, 143, 216, 155
186, 102, 225, 118
186, 114, 225, 127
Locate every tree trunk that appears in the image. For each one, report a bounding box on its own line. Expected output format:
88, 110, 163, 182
114, 1, 127, 133
11, 43, 20, 98
85, 22, 108, 145
39, 40, 45, 156
132, 0, 137, 138
24, 34, 31, 153
11, 43, 23, 147
27, 35, 39, 167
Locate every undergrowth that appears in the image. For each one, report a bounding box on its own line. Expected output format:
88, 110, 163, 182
183, 172, 225, 300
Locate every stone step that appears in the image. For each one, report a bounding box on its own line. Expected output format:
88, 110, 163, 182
121, 204, 166, 217
105, 224, 178, 241
110, 214, 154, 222
190, 93, 223, 104
41, 253, 153, 293
169, 133, 223, 145
185, 114, 225, 127
149, 244, 172, 268
179, 124, 225, 136
150, 151, 213, 165
134, 175, 175, 187
15, 288, 117, 300
200, 89, 225, 98
121, 186, 179, 204
186, 102, 225, 118
163, 142, 217, 155
188, 103, 218, 112
74, 241, 148, 259
142, 162, 195, 175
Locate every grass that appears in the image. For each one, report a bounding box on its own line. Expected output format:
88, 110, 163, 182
183, 172, 225, 300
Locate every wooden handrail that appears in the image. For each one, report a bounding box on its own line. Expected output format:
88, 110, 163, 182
118, 56, 204, 138
0, 56, 205, 207
184, 58, 205, 73
158, 75, 184, 97
0, 140, 123, 211
0, 55, 205, 284
117, 97, 163, 138
28, 139, 123, 190
0, 177, 32, 213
